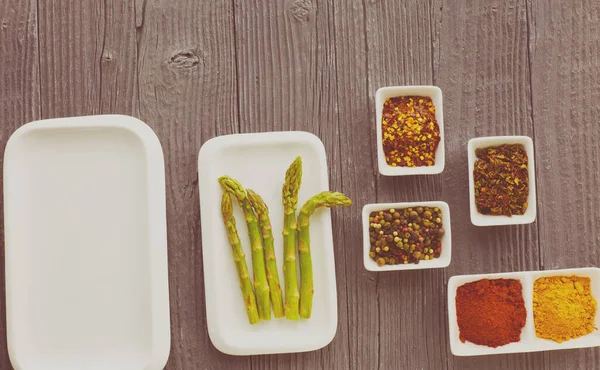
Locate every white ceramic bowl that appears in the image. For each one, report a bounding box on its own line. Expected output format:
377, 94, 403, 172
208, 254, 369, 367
468, 136, 537, 226
448, 267, 600, 356
362, 201, 451, 271
375, 86, 445, 176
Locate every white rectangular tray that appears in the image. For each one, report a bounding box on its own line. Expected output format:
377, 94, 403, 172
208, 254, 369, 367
448, 268, 600, 356
4, 115, 171, 370
198, 131, 337, 355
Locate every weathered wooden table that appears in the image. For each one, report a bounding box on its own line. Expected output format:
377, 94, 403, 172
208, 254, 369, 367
1, 0, 599, 369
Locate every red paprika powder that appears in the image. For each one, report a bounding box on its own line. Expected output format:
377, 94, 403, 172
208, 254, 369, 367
455, 278, 526, 347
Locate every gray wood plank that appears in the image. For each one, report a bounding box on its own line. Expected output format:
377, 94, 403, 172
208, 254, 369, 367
136, 0, 245, 368
435, 1, 543, 368
331, 0, 378, 369
528, 0, 600, 368
233, 0, 350, 369
0, 1, 40, 368
37, 0, 137, 119
364, 1, 446, 368
38, 1, 103, 117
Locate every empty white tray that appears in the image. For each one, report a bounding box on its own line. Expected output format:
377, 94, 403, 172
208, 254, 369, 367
198, 131, 338, 355
448, 268, 600, 356
4, 115, 171, 370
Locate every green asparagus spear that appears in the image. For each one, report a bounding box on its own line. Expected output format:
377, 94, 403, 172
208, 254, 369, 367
282, 157, 302, 320
219, 176, 271, 320
221, 192, 260, 324
298, 191, 352, 319
247, 189, 285, 318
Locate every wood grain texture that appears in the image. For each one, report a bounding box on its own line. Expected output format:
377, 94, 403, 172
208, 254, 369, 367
364, 1, 445, 368
331, 1, 378, 369
37, 0, 137, 118
0, 0, 40, 367
2, 0, 600, 368
529, 0, 600, 368
436, 1, 543, 368
234, 0, 350, 369
136, 0, 241, 368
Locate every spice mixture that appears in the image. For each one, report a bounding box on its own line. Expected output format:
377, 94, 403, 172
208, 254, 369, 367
381, 96, 441, 167
456, 279, 526, 348
533, 276, 597, 343
473, 144, 529, 216
368, 206, 444, 266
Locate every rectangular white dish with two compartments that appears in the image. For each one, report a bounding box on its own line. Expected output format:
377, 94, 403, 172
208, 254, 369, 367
448, 267, 600, 356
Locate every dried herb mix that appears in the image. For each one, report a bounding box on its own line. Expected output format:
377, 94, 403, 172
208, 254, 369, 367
369, 206, 444, 266
473, 144, 529, 216
381, 96, 441, 167
456, 279, 526, 348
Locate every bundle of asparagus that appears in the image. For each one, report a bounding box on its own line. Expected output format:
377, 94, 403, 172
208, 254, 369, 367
247, 189, 284, 318
218, 157, 352, 324
219, 176, 271, 321
220, 192, 260, 324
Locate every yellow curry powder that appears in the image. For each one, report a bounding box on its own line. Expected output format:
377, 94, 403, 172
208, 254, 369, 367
533, 276, 597, 343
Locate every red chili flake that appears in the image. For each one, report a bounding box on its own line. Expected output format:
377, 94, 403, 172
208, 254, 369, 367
381, 96, 441, 167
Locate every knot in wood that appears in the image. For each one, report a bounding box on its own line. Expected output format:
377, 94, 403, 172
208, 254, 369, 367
168, 49, 201, 70
102, 50, 114, 62
287, 0, 312, 22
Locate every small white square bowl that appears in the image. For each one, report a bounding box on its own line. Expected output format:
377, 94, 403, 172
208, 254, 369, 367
468, 136, 537, 226
362, 201, 451, 271
375, 86, 445, 176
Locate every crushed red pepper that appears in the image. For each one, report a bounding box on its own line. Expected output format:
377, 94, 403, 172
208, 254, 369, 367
381, 96, 441, 167
473, 144, 529, 216
369, 206, 444, 266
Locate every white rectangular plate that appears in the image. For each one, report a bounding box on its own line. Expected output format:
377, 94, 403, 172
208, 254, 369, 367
198, 131, 337, 356
448, 268, 600, 356
4, 115, 170, 370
